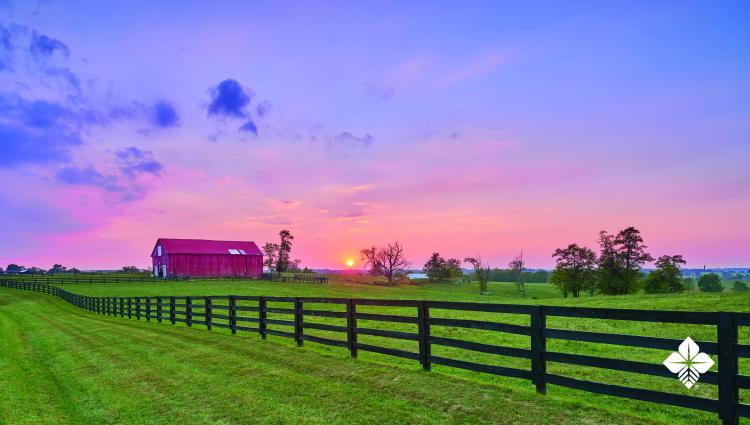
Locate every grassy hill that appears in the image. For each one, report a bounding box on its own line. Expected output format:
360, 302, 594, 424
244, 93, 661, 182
0, 288, 663, 425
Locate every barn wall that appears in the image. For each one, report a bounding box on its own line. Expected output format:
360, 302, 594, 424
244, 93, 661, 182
167, 254, 262, 277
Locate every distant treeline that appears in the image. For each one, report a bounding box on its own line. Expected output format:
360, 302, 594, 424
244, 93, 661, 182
486, 268, 549, 283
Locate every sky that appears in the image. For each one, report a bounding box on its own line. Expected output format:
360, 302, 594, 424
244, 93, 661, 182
0, 1, 748, 270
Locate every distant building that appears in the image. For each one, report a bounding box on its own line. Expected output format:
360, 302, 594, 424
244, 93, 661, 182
151, 238, 263, 278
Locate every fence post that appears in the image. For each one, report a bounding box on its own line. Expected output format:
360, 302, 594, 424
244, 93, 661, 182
136, 297, 141, 320
259, 296, 267, 339
169, 296, 176, 325
157, 297, 163, 323
418, 301, 431, 371
229, 296, 237, 335
146, 298, 152, 322
119, 298, 124, 317
718, 312, 738, 425
530, 305, 547, 394
294, 298, 304, 347
186, 296, 193, 327
346, 299, 358, 358
205, 296, 212, 331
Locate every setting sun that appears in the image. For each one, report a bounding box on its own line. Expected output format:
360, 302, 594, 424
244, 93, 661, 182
345, 259, 354, 267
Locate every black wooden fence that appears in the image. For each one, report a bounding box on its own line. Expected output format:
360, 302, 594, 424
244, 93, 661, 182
1, 280, 748, 424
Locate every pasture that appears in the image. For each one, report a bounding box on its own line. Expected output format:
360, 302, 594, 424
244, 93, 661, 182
2, 277, 749, 424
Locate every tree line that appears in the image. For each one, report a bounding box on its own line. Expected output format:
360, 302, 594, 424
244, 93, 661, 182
548, 226, 741, 297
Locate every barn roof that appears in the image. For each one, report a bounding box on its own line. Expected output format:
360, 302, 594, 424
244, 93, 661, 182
152, 238, 263, 256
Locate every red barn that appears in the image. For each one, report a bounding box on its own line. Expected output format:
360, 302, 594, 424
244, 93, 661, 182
151, 238, 263, 278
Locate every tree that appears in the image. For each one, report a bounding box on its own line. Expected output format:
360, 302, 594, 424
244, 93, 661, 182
733, 281, 749, 292
508, 252, 526, 296
697, 273, 723, 292
464, 257, 490, 295
0, 266, 4, 274
26, 267, 46, 274
262, 242, 279, 271
550, 244, 598, 298
276, 230, 294, 272
614, 226, 653, 290
423, 253, 446, 282
597, 227, 653, 295
360, 241, 409, 283
643, 255, 687, 294
422, 253, 463, 282
289, 259, 302, 272
6, 264, 25, 274
121, 266, 139, 273
49, 264, 68, 274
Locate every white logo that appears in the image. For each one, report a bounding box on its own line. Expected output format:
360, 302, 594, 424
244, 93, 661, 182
663, 337, 715, 388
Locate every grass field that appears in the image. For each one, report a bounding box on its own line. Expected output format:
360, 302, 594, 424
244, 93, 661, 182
2, 279, 749, 424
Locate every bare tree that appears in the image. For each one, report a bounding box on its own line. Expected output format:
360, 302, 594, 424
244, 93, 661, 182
508, 251, 526, 296
464, 256, 491, 295
360, 241, 409, 283
262, 242, 279, 271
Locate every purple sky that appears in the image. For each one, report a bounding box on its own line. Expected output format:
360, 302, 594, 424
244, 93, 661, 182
1, 1, 748, 270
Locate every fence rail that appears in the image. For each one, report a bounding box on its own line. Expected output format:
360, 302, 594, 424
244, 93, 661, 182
0, 280, 747, 424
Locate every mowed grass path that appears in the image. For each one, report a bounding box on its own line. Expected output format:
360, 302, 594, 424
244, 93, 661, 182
49, 280, 750, 424
0, 289, 664, 425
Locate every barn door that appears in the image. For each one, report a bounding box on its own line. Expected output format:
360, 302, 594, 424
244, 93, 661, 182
162, 264, 167, 278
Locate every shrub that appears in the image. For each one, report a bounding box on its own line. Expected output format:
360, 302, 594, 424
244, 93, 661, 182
733, 281, 749, 292
697, 273, 723, 293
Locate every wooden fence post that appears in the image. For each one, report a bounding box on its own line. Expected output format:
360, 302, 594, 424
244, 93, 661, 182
294, 298, 304, 347
169, 296, 176, 324
205, 297, 212, 331
259, 296, 267, 339
119, 298, 124, 317
157, 297, 163, 323
718, 312, 738, 425
127, 298, 132, 318
530, 305, 547, 394
186, 296, 192, 327
146, 298, 152, 322
347, 299, 358, 358
229, 296, 237, 335
136, 297, 141, 320
418, 301, 431, 371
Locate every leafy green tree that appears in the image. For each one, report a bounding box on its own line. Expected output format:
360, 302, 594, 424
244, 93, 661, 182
464, 257, 490, 295
424, 253, 446, 282
6, 264, 24, 274
550, 244, 598, 297
597, 227, 653, 295
424, 253, 463, 282
0, 266, 4, 274
276, 230, 295, 272
262, 242, 279, 271
643, 255, 686, 293
121, 266, 139, 273
697, 273, 723, 292
733, 281, 749, 292
49, 264, 68, 274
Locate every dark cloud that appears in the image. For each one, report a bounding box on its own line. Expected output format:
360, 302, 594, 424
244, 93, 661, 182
29, 31, 70, 59
207, 79, 252, 118
331, 132, 374, 148
151, 101, 179, 128
0, 95, 84, 167
238, 119, 258, 136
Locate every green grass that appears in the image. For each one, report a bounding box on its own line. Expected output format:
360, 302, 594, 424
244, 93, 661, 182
0, 289, 664, 425
3, 279, 750, 424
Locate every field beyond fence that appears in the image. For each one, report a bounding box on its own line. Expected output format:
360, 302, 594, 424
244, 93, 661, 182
1, 279, 748, 424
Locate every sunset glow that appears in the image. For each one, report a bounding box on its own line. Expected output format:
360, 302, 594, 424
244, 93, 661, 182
0, 2, 748, 270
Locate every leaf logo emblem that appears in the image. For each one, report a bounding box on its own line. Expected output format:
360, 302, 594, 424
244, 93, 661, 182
663, 337, 715, 388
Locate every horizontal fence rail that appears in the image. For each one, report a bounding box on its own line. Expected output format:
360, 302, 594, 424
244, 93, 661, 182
0, 280, 747, 424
